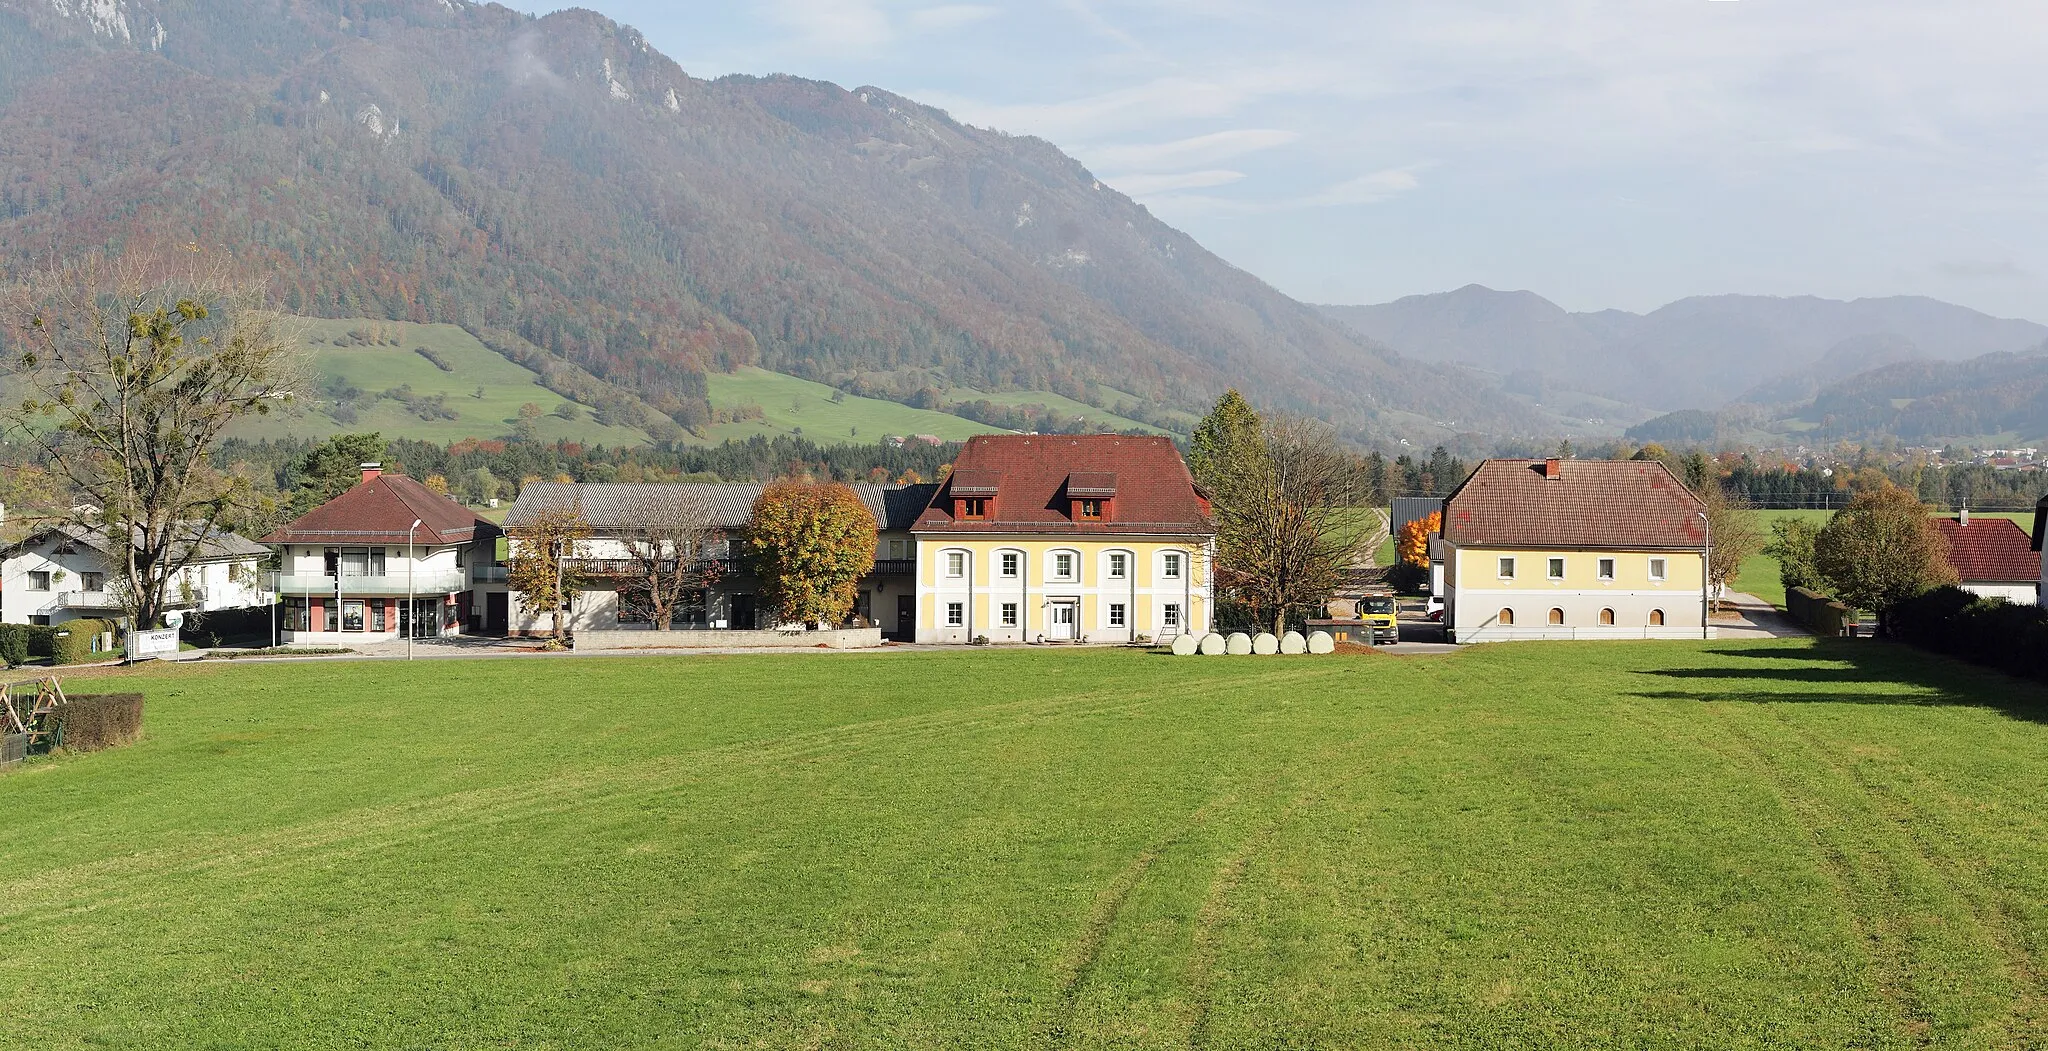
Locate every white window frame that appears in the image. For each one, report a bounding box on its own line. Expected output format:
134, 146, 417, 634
1050, 550, 1078, 583
1162, 603, 1182, 629
998, 551, 1020, 579
945, 551, 966, 579
1597, 557, 1616, 581
1648, 557, 1667, 581
1108, 602, 1126, 628
945, 602, 964, 627
1497, 557, 1516, 580
1000, 602, 1019, 627
27, 571, 50, 591
1107, 552, 1129, 580
1162, 552, 1184, 580
1547, 557, 1565, 580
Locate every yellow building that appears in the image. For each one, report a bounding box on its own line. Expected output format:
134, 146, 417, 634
1441, 458, 1712, 642
913, 435, 1215, 644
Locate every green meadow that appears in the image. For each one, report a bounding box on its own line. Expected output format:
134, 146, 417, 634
1733, 509, 2033, 608
700, 366, 1000, 444
5, 642, 2048, 1048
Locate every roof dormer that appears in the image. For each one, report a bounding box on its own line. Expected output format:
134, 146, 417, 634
1067, 472, 1116, 522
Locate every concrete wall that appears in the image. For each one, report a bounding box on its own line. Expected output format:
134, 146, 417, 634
572, 627, 883, 651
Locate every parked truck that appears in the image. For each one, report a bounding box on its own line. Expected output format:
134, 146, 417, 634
1353, 592, 1400, 645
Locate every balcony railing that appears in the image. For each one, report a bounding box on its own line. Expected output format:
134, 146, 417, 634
470, 565, 509, 584
272, 572, 469, 595
871, 559, 914, 575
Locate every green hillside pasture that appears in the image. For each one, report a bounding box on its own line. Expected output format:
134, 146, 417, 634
233, 319, 653, 446
701, 366, 1002, 444
950, 385, 1164, 434
1733, 509, 2032, 608
8, 642, 2048, 1047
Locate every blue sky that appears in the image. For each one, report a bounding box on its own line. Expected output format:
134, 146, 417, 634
528, 1, 2048, 323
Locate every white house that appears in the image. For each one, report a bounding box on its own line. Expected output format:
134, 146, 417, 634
0, 522, 270, 627
1933, 511, 2040, 605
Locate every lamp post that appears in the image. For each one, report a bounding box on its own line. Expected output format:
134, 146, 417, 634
408, 518, 422, 661
1698, 510, 1712, 640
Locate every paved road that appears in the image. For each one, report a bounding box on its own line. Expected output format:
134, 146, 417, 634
1713, 592, 1814, 640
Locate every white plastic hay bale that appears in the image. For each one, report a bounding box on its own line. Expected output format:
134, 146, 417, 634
1225, 632, 1253, 655
1279, 631, 1307, 655
1252, 632, 1279, 655
1198, 632, 1227, 655
1170, 633, 1200, 656
1306, 630, 1336, 654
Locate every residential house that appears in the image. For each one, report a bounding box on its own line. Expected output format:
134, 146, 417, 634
502, 482, 937, 638
1439, 458, 1710, 643
913, 434, 1214, 644
1932, 510, 2040, 605
262, 464, 504, 643
2033, 495, 2048, 608
0, 523, 269, 627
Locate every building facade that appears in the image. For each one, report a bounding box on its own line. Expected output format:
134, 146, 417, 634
1440, 458, 1711, 643
0, 523, 269, 627
913, 435, 1214, 644
262, 464, 504, 644
2031, 496, 2047, 608
1933, 512, 2040, 605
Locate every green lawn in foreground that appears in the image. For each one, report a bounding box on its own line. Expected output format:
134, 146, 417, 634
6, 643, 2048, 1048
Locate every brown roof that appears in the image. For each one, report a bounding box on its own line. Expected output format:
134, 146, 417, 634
262, 473, 492, 547
1442, 459, 1708, 550
1934, 517, 2039, 583
914, 435, 1211, 536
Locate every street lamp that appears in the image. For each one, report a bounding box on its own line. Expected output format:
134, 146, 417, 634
1698, 510, 1712, 641
408, 518, 422, 661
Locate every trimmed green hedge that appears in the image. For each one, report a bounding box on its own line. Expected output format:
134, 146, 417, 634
48, 693, 144, 752
49, 619, 116, 665
0, 624, 27, 668
1892, 586, 2048, 685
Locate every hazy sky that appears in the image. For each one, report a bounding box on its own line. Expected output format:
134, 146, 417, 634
533, 1, 2048, 322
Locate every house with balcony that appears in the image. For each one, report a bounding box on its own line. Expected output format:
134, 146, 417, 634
1439, 458, 1711, 643
261, 464, 504, 643
0, 522, 270, 627
502, 481, 937, 638
912, 434, 1215, 645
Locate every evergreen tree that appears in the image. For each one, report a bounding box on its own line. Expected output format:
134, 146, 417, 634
1187, 390, 1262, 489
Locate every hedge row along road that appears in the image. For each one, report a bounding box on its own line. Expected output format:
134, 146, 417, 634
3, 642, 2046, 1048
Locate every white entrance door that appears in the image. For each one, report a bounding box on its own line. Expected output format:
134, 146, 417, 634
1049, 600, 1079, 640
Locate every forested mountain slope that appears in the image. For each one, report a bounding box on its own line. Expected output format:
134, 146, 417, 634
0, 0, 1538, 441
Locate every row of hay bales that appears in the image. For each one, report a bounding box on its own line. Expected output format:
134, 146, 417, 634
1167, 630, 1338, 656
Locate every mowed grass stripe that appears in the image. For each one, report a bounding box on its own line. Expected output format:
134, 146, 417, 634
5, 643, 2048, 1048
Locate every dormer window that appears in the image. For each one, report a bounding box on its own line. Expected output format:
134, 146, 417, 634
1076, 499, 1104, 520
958, 497, 989, 520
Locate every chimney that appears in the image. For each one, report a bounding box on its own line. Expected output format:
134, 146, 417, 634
1959, 506, 1970, 527
1543, 458, 1562, 479
360, 462, 383, 482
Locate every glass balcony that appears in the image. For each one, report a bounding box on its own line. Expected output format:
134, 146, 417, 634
271, 572, 469, 595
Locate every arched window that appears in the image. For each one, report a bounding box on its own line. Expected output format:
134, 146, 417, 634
1650, 609, 1666, 626
1548, 608, 1565, 625
1498, 608, 1515, 626
1599, 608, 1615, 625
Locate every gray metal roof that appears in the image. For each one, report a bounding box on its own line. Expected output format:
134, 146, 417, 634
506, 482, 940, 533
3, 522, 269, 564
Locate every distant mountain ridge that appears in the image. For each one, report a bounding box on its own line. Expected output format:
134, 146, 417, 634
0, 0, 1548, 443
1320, 286, 2048, 413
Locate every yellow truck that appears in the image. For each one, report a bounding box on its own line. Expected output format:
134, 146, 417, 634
1353, 593, 1399, 645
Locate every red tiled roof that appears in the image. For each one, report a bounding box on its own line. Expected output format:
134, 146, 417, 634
261, 473, 490, 546
914, 435, 1211, 535
1442, 459, 1708, 550
1933, 517, 2039, 583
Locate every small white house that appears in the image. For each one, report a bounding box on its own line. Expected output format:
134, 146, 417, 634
1933, 512, 2041, 606
0, 523, 270, 627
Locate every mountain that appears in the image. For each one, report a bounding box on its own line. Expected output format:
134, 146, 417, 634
0, 0, 1544, 444
1319, 287, 2048, 412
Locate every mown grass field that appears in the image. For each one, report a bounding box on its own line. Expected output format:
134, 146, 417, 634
6, 642, 2048, 1048
701, 366, 1002, 444
1732, 509, 2033, 608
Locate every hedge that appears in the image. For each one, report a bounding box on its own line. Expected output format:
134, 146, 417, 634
48, 693, 144, 752
48, 619, 117, 665
0, 624, 27, 668
1891, 586, 2048, 685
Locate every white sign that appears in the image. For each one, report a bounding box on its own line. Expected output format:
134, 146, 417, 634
127, 628, 181, 660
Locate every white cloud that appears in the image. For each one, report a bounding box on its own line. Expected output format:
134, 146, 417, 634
1085, 129, 1299, 172
1301, 168, 1421, 207
1102, 169, 1246, 195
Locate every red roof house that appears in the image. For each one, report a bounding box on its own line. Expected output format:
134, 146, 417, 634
1933, 513, 2040, 601
913, 435, 1211, 536
262, 465, 492, 547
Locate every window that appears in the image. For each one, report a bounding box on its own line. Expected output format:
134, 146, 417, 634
1108, 603, 1126, 628
1548, 607, 1565, 625
1600, 608, 1615, 625
1108, 553, 1128, 579
959, 497, 988, 520
1162, 603, 1182, 629
1547, 557, 1565, 580
28, 615, 48, 627
946, 551, 966, 578
1000, 553, 1019, 578
370, 548, 388, 575
324, 603, 338, 633
1498, 608, 1515, 625
1497, 557, 1516, 579
1650, 609, 1666, 626
1001, 602, 1019, 627
1162, 553, 1183, 579
946, 602, 965, 627
889, 539, 908, 559
1597, 558, 1616, 581
1649, 558, 1667, 581
27, 571, 50, 591
372, 602, 388, 632
1077, 499, 1103, 520
1053, 552, 1076, 581
81, 572, 104, 592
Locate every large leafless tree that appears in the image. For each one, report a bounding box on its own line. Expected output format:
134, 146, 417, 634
1, 253, 305, 629
615, 488, 724, 630
1207, 414, 1377, 636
